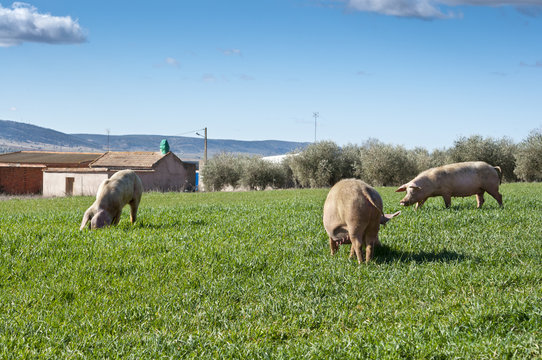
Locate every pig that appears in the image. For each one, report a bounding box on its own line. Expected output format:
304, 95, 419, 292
323, 179, 400, 264
80, 170, 143, 230
396, 161, 503, 210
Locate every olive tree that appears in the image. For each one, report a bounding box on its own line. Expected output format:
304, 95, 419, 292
449, 135, 517, 182
514, 129, 542, 182
200, 152, 244, 191
358, 139, 418, 186
240, 156, 288, 190
289, 141, 346, 188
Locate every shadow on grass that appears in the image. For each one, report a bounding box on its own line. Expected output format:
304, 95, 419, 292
130, 218, 207, 230
431, 199, 505, 211
404, 204, 503, 213
374, 245, 468, 264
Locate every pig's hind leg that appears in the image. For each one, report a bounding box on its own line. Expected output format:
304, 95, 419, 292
364, 224, 380, 264
349, 235, 364, 264
486, 187, 503, 207
348, 226, 366, 264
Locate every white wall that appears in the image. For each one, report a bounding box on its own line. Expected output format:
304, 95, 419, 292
43, 172, 108, 197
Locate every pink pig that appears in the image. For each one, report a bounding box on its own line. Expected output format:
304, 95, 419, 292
323, 179, 400, 264
396, 161, 503, 210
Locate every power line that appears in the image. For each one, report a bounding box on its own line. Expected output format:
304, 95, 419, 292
174, 128, 207, 137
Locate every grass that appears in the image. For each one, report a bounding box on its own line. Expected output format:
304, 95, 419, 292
0, 183, 541, 359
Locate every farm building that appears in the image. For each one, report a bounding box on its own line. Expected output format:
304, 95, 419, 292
0, 151, 103, 195
43, 151, 196, 197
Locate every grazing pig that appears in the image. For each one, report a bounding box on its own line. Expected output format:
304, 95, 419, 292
396, 161, 503, 209
323, 179, 400, 264
80, 170, 143, 230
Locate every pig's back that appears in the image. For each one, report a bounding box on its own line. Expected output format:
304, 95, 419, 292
323, 179, 381, 230
424, 161, 499, 196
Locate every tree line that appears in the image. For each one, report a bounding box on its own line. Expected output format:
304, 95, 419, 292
201, 129, 542, 191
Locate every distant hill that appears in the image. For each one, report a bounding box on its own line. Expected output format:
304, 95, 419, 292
0, 119, 309, 159
0, 119, 98, 153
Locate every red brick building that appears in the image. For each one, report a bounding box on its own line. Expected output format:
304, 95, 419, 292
0, 151, 103, 195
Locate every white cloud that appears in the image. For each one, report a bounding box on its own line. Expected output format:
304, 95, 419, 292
153, 57, 181, 69
237, 73, 255, 81
165, 57, 180, 68
520, 60, 542, 67
0, 2, 86, 47
442, 0, 542, 5
220, 48, 242, 56
9, 106, 17, 111
343, 0, 542, 19
202, 73, 217, 83
347, 0, 449, 19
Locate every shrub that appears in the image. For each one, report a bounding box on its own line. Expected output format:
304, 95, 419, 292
201, 153, 292, 191
281, 154, 297, 188
429, 148, 452, 168
514, 129, 542, 182
407, 147, 433, 175
240, 157, 288, 190
200, 153, 244, 191
449, 135, 517, 182
289, 141, 346, 188
201, 132, 541, 192
341, 144, 362, 179
358, 139, 417, 186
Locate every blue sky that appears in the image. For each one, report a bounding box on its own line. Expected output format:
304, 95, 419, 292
1, 0, 541, 150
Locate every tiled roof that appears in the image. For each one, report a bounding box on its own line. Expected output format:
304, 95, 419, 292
0, 151, 103, 165
90, 152, 165, 169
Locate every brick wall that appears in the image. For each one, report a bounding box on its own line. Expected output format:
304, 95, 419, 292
0, 167, 43, 194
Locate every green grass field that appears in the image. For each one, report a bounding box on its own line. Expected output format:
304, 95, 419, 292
1, 183, 541, 359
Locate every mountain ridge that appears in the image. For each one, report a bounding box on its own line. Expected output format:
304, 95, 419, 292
0, 119, 309, 159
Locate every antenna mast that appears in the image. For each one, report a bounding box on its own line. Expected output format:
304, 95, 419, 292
313, 112, 319, 142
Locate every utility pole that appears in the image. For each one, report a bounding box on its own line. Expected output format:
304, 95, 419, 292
313, 112, 319, 143
196, 127, 208, 164
204, 127, 207, 164
106, 128, 110, 152
195, 127, 208, 192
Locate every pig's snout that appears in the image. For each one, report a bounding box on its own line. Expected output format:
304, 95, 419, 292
399, 198, 412, 206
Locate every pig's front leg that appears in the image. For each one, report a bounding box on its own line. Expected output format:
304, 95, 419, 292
329, 237, 338, 255
442, 195, 452, 208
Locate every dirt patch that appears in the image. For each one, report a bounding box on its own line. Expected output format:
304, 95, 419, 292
0, 194, 42, 201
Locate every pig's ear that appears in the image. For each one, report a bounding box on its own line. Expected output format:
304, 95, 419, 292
380, 211, 401, 225
396, 184, 408, 192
